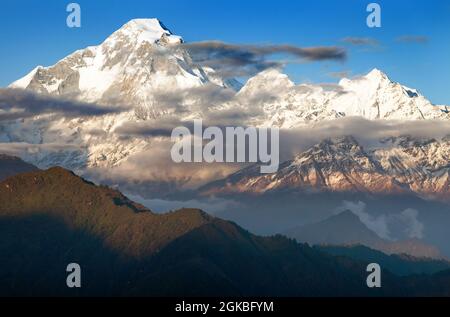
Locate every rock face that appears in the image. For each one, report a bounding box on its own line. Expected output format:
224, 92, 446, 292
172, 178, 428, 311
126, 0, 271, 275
200, 135, 450, 202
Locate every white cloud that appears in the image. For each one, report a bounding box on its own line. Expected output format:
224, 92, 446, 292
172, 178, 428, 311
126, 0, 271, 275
338, 201, 425, 240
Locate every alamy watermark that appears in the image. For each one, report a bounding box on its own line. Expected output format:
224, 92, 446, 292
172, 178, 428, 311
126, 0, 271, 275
366, 263, 381, 288
66, 263, 81, 288
66, 3, 81, 28
366, 3, 381, 28
171, 120, 279, 173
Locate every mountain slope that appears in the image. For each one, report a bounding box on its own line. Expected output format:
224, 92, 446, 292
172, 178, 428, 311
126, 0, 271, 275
0, 167, 368, 296
0, 167, 215, 257
2, 166, 450, 296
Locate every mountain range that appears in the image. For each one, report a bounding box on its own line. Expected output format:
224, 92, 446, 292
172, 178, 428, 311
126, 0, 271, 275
238, 67, 449, 128
1, 165, 450, 296
2, 18, 449, 173
1, 18, 450, 296
0, 165, 384, 296
200, 135, 450, 202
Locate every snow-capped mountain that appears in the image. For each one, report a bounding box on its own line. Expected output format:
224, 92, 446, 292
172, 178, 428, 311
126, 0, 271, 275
2, 18, 449, 188
200, 135, 450, 202
10, 18, 449, 128
10, 18, 234, 107
4, 19, 238, 168
241, 68, 449, 128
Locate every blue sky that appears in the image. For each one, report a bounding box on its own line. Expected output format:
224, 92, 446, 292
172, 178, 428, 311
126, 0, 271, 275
1, 0, 449, 104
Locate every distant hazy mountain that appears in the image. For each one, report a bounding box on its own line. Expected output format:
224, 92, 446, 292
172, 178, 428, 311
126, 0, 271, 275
286, 210, 381, 245
1, 166, 450, 296
284, 210, 443, 259
0, 154, 38, 181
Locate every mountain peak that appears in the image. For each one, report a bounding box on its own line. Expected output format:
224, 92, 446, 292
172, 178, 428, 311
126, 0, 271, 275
109, 18, 183, 45
365, 68, 390, 82
244, 68, 291, 82
238, 68, 294, 96
333, 210, 361, 223
121, 18, 169, 33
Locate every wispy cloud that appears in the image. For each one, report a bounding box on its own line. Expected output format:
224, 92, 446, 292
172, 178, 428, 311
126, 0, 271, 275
0, 88, 128, 121
338, 201, 424, 240
182, 41, 347, 77
396, 35, 429, 44
85, 141, 242, 191
114, 117, 194, 138
341, 37, 379, 47
328, 70, 351, 79
280, 117, 450, 161
125, 194, 241, 215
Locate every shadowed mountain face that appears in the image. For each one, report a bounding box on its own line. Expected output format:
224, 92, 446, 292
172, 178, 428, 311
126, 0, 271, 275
0, 154, 38, 181
1, 167, 450, 296
284, 211, 443, 259
0, 167, 214, 258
